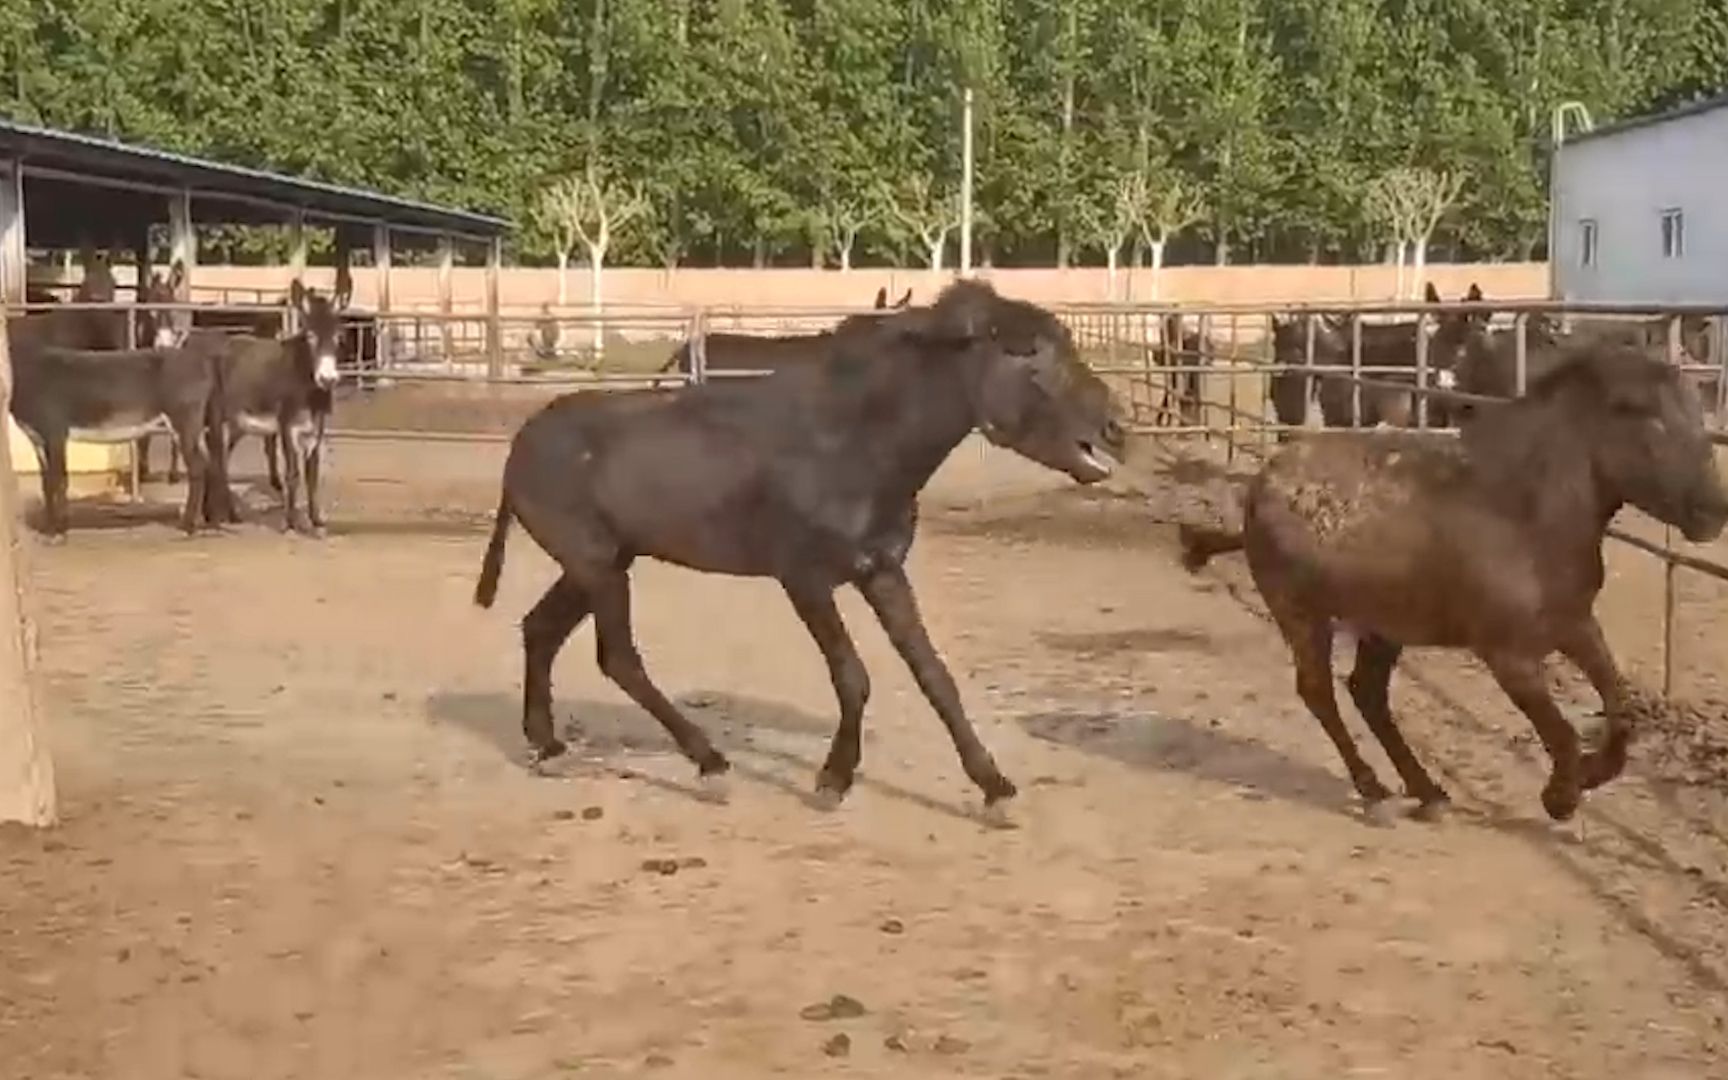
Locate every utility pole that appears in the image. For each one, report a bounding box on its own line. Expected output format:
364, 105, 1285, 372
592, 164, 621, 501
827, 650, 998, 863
0, 312, 57, 828
960, 86, 975, 276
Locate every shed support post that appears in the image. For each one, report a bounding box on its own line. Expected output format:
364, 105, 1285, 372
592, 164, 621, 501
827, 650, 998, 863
0, 159, 25, 306
0, 314, 57, 828
288, 209, 308, 284
168, 189, 195, 290
373, 223, 392, 380
486, 235, 503, 380
283, 210, 307, 336
436, 233, 454, 371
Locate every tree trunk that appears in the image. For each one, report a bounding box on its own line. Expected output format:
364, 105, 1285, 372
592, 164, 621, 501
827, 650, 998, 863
556, 250, 569, 306
1106, 247, 1119, 301
1149, 239, 1166, 300
1392, 240, 1408, 300
838, 237, 854, 272
1412, 238, 1429, 299
0, 316, 57, 828
587, 242, 606, 360
752, 237, 767, 269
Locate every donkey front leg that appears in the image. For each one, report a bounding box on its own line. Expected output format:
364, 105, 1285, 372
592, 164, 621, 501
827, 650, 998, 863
1482, 649, 1583, 821
276, 416, 315, 536
1558, 618, 1634, 790
299, 424, 327, 537
857, 563, 1015, 807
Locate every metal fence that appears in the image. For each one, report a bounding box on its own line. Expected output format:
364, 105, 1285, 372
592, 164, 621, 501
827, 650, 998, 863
7, 291, 1727, 698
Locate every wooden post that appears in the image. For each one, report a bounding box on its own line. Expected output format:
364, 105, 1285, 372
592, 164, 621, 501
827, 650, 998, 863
485, 235, 503, 380
283, 210, 307, 337
0, 158, 25, 305
0, 312, 57, 827
287, 209, 308, 283
168, 189, 195, 292
436, 232, 454, 371
372, 223, 393, 374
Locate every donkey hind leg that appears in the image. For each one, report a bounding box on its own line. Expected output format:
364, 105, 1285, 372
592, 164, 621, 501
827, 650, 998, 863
784, 580, 871, 805
265, 433, 283, 494
1557, 617, 1632, 791
588, 568, 730, 790
857, 563, 1016, 807
166, 412, 211, 535
520, 577, 593, 764
1347, 633, 1449, 818
1481, 649, 1583, 821
1274, 607, 1395, 813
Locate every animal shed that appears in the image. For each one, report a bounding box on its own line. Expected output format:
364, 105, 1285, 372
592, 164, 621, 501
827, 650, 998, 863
1, 117, 511, 487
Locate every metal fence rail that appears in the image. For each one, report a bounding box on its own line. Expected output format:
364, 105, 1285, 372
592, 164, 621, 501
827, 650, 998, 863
7, 292, 1726, 699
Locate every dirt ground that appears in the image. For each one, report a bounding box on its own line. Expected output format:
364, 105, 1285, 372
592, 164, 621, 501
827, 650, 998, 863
3, 411, 1728, 1080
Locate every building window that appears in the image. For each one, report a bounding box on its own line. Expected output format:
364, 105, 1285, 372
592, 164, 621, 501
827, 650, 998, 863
1661, 208, 1685, 259
1579, 219, 1598, 267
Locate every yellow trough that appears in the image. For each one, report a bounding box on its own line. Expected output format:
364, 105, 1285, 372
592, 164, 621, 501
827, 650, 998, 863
6, 415, 132, 498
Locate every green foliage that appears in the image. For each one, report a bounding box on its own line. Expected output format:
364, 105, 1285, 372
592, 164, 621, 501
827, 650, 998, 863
0, 0, 1722, 266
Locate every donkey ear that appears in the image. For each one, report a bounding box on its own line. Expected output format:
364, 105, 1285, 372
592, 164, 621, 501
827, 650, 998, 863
896, 288, 912, 308
873, 286, 888, 309
289, 278, 308, 311
1466, 283, 1483, 302
920, 278, 998, 342
333, 267, 354, 310
1424, 281, 1441, 303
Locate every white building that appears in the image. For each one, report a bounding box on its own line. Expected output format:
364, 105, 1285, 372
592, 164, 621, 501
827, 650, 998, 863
1549, 93, 1728, 305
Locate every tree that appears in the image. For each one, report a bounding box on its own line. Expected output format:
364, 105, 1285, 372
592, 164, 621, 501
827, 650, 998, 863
539, 164, 649, 355
1075, 170, 1151, 299
1141, 175, 1207, 299
1362, 166, 1466, 298
885, 173, 961, 270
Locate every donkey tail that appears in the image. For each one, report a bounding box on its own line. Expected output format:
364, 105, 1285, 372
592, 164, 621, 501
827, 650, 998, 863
474, 492, 514, 609
1177, 523, 1245, 573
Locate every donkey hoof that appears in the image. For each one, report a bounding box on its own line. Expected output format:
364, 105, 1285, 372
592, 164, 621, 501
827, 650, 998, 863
527, 739, 568, 772
978, 794, 1020, 831
1409, 796, 1451, 824
696, 772, 731, 805
1361, 798, 1401, 828
1541, 782, 1581, 822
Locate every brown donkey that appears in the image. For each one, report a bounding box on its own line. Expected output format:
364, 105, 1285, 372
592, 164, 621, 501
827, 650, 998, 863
1181, 341, 1728, 822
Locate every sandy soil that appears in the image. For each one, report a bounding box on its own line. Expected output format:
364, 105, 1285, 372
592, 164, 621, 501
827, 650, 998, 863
3, 419, 1728, 1080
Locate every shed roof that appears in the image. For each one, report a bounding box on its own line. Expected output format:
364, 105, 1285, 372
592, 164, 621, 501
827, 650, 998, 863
0, 116, 511, 238
1562, 92, 1728, 148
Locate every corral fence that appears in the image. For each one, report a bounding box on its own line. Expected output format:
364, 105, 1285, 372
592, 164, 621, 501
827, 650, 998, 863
7, 291, 1727, 700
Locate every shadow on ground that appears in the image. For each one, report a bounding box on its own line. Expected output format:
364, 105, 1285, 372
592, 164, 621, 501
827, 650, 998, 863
1017, 706, 1355, 818
426, 688, 989, 824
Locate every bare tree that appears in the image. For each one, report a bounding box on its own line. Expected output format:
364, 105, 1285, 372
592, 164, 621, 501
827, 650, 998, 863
885, 174, 961, 271
0, 317, 56, 828
541, 163, 650, 358
818, 196, 876, 272
1140, 177, 1206, 301
1077, 171, 1151, 301
1363, 167, 1466, 299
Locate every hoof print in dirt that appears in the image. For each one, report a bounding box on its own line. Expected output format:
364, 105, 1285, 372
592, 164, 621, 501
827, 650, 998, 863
580, 805, 605, 821
800, 994, 867, 1022
879, 918, 905, 935
641, 857, 681, 876
933, 1034, 971, 1056
822, 1033, 852, 1058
